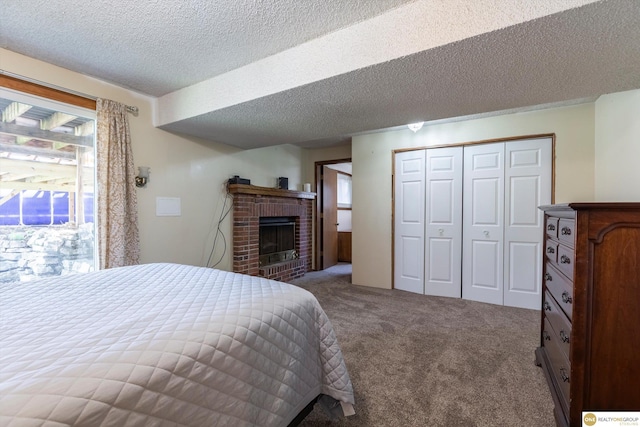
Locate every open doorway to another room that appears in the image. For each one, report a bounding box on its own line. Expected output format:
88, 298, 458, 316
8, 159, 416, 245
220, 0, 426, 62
314, 159, 352, 272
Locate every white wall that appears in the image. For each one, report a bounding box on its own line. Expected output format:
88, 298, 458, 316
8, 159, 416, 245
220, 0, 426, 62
301, 145, 352, 188
337, 210, 352, 232
352, 103, 595, 289
1, 49, 312, 271
595, 89, 640, 201
12, 49, 636, 289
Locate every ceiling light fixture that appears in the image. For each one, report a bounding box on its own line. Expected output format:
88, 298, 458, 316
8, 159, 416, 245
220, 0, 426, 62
407, 122, 424, 133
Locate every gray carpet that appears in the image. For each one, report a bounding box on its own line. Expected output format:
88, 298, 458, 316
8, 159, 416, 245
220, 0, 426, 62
290, 264, 555, 427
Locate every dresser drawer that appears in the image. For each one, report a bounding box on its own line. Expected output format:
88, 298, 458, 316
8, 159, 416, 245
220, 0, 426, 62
556, 244, 574, 281
558, 219, 575, 247
543, 318, 571, 413
546, 217, 559, 239
545, 263, 573, 320
545, 241, 558, 263
543, 291, 571, 361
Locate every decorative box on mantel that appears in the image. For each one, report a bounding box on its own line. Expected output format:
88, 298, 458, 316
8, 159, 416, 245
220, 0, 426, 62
228, 184, 315, 282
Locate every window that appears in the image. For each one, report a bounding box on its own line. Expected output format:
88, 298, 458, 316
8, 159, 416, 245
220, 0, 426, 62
337, 172, 352, 208
0, 87, 97, 282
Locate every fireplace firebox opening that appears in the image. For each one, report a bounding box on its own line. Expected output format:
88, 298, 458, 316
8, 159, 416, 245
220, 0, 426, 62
259, 216, 297, 266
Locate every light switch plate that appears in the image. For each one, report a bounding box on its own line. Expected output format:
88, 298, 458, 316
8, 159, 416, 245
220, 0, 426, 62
156, 197, 181, 216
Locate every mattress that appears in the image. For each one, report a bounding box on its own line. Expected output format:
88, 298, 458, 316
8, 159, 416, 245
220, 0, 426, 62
0, 263, 354, 426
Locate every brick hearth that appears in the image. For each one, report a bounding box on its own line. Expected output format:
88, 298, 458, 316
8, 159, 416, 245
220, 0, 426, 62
228, 184, 314, 282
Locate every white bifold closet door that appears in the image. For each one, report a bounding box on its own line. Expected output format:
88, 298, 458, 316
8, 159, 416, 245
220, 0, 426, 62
394, 137, 551, 309
394, 150, 426, 294
503, 138, 552, 308
424, 147, 463, 298
462, 139, 552, 309
462, 143, 506, 305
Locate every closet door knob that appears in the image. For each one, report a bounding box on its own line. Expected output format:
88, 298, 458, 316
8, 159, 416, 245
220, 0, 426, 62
438, 228, 444, 235
483, 230, 489, 237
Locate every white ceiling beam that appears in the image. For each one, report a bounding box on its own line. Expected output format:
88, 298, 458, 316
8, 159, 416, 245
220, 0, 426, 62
156, 0, 599, 126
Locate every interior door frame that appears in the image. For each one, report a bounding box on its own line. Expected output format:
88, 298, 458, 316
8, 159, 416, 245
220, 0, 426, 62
391, 133, 555, 289
314, 158, 352, 270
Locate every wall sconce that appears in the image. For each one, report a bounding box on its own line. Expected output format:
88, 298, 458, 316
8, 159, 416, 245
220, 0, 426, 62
135, 166, 150, 188
407, 122, 424, 133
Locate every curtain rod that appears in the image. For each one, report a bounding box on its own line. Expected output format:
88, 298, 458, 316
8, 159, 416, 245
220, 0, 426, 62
0, 69, 139, 115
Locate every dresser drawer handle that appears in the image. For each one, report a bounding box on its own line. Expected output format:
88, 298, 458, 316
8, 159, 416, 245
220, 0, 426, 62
562, 291, 573, 304
546, 247, 555, 254
544, 301, 551, 311
561, 227, 572, 236
560, 367, 570, 383
543, 331, 551, 341
560, 255, 571, 264
560, 330, 570, 343
545, 273, 552, 281
547, 224, 556, 231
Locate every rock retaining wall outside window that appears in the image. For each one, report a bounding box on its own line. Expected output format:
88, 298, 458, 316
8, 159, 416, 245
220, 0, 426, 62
0, 224, 94, 283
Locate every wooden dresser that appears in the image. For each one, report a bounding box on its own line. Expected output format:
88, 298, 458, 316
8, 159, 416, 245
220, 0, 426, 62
535, 203, 640, 427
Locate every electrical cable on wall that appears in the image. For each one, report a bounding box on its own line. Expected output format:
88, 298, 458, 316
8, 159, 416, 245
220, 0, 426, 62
206, 182, 234, 268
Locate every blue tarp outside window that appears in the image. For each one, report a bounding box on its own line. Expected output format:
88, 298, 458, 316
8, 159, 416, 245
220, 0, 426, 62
0, 191, 94, 226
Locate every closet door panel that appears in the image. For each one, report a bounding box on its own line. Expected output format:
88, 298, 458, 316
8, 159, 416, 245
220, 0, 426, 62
463, 143, 505, 305
428, 238, 455, 287
504, 138, 552, 309
394, 150, 425, 294
471, 240, 500, 288
425, 147, 462, 298
507, 241, 539, 293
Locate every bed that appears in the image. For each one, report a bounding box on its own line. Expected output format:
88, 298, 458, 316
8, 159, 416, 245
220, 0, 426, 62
0, 263, 354, 426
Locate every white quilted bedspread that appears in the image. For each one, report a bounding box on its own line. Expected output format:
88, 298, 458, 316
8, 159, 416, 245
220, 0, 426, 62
0, 263, 354, 426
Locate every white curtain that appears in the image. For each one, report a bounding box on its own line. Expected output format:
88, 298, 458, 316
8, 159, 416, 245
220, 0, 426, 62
96, 98, 140, 269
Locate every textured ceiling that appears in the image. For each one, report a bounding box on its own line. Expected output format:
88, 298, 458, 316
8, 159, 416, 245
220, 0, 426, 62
2, 0, 640, 149
1, 0, 412, 96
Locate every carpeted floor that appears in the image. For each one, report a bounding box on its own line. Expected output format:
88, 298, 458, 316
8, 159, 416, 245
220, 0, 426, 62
290, 263, 556, 427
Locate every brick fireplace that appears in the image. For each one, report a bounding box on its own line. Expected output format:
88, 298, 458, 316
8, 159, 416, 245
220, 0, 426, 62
228, 184, 315, 282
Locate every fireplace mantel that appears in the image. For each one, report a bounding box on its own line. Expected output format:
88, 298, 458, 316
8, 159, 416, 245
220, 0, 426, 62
228, 184, 315, 200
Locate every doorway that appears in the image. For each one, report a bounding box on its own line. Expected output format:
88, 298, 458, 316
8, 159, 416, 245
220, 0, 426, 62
314, 159, 352, 270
